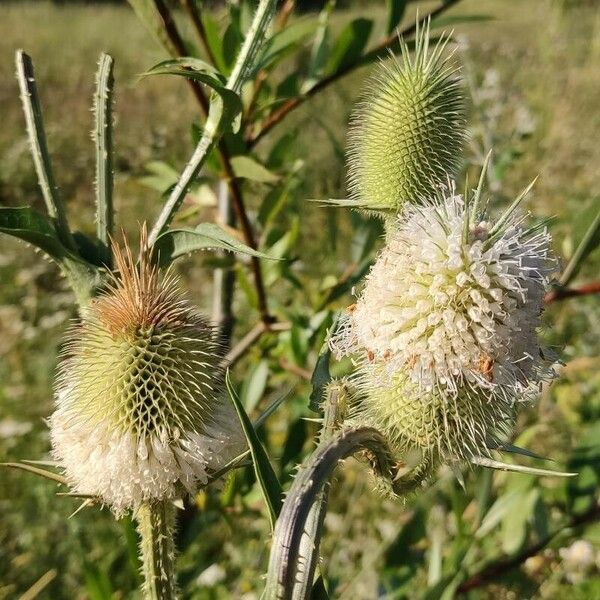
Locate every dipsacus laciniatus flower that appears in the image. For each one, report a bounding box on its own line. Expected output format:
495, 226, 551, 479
346, 20, 465, 214
51, 233, 244, 515
331, 184, 555, 464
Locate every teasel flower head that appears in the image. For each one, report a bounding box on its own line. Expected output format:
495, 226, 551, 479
50, 229, 245, 515
345, 20, 466, 214
331, 174, 556, 467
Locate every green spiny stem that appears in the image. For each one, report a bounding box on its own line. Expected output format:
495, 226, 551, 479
136, 501, 177, 600
15, 51, 77, 253
147, 0, 277, 247
264, 427, 396, 600
94, 53, 115, 262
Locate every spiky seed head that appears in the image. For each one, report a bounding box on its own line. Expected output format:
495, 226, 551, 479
50, 229, 244, 515
331, 180, 555, 470
346, 21, 466, 214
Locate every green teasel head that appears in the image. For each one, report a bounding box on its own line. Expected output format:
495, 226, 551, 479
348, 370, 515, 494
346, 20, 466, 214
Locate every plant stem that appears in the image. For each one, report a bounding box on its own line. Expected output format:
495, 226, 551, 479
146, 0, 276, 327
94, 53, 115, 262
544, 280, 600, 303
264, 427, 396, 600
212, 180, 236, 343
15, 50, 76, 252
137, 501, 177, 600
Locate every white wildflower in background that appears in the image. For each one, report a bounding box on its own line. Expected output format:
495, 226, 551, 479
50, 230, 244, 515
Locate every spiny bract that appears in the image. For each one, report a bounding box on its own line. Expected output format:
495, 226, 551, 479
346, 21, 466, 214
50, 232, 244, 514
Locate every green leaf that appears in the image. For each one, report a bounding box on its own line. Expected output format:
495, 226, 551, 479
223, 23, 243, 71
486, 441, 551, 462
200, 12, 228, 74
309, 348, 332, 413
143, 58, 242, 133
230, 155, 279, 183
241, 359, 270, 414
127, 0, 182, 56
93, 53, 115, 259
501, 488, 538, 554
152, 222, 275, 266
139, 160, 180, 193
560, 200, 600, 286
326, 18, 373, 73
0, 206, 69, 261
386, 0, 407, 35
257, 18, 318, 72
226, 370, 283, 530
303, 0, 336, 92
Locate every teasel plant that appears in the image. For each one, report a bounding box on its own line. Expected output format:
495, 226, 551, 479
3, 0, 600, 598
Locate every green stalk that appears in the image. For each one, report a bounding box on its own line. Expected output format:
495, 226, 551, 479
15, 50, 76, 253
264, 427, 396, 600
147, 0, 277, 247
93, 53, 115, 261
136, 501, 177, 600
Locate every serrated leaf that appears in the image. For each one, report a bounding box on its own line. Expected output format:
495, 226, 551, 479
153, 222, 276, 266
230, 155, 279, 183
226, 370, 283, 531
326, 18, 373, 73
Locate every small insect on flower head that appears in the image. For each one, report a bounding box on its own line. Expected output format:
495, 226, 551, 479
346, 19, 466, 215
50, 227, 244, 515
331, 173, 556, 471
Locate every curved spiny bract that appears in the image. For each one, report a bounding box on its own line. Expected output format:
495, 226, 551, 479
346, 21, 466, 214
51, 229, 244, 515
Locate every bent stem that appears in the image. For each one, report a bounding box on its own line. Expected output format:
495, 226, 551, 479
264, 427, 396, 600
137, 501, 177, 600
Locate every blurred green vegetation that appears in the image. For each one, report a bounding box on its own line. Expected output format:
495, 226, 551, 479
0, 1, 599, 598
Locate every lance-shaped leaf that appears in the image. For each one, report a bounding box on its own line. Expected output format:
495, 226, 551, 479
226, 370, 283, 531
143, 58, 242, 134
152, 222, 276, 266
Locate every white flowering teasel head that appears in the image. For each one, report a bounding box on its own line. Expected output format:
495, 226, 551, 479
331, 174, 556, 467
332, 180, 554, 397
50, 230, 245, 515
